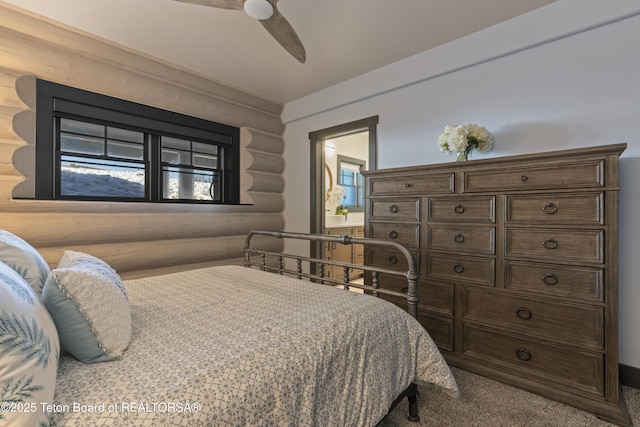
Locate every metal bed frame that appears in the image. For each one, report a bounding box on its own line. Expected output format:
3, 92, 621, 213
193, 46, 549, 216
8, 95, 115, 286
244, 230, 422, 422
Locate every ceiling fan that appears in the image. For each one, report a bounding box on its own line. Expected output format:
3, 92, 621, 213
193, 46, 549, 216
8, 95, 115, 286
175, 0, 306, 63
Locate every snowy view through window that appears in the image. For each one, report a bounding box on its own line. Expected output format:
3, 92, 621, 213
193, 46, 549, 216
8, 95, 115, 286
61, 165, 216, 200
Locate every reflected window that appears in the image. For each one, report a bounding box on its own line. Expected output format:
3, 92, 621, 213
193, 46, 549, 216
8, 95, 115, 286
337, 155, 365, 212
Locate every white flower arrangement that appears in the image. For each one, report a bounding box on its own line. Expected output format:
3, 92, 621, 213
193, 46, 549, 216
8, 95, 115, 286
326, 185, 347, 212
437, 124, 492, 161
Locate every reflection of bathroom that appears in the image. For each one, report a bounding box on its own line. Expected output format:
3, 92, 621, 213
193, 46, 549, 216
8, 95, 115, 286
324, 132, 368, 228
323, 131, 368, 277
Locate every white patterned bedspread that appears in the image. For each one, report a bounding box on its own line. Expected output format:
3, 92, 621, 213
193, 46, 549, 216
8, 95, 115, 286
51, 265, 458, 426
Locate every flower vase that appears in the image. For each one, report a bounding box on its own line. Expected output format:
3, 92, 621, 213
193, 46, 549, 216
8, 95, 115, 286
457, 148, 471, 162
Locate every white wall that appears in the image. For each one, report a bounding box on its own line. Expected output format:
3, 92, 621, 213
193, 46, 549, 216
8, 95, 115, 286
281, 0, 640, 368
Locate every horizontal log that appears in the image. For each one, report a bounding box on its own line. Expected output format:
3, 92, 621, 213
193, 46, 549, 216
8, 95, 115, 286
242, 171, 284, 193
241, 128, 284, 155
38, 233, 283, 273
0, 139, 23, 176
14, 74, 35, 109
9, 144, 33, 179
244, 149, 285, 174
0, 176, 24, 200
120, 257, 245, 280
0, 212, 283, 247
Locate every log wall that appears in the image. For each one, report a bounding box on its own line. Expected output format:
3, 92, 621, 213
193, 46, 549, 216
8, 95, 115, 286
0, 3, 285, 278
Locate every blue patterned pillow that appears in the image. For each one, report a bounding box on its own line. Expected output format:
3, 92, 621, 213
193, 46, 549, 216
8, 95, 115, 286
0, 230, 51, 296
0, 261, 60, 426
41, 251, 131, 363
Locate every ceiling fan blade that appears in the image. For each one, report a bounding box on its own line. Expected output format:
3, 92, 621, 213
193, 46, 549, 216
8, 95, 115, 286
260, 5, 306, 63
173, 0, 243, 10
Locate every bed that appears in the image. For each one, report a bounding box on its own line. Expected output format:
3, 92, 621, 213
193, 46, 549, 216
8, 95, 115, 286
0, 229, 458, 426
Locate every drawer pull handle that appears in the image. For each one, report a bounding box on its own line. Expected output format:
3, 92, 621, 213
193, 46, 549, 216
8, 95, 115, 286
516, 348, 532, 362
453, 263, 464, 274
453, 204, 465, 214
388, 230, 398, 239
453, 233, 465, 243
521, 175, 528, 182
542, 273, 559, 286
389, 205, 398, 213
388, 255, 398, 264
404, 183, 412, 188
516, 307, 532, 320
542, 202, 559, 214
543, 238, 559, 250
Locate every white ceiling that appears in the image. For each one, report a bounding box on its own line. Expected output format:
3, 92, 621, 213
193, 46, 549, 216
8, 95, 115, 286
3, 0, 558, 105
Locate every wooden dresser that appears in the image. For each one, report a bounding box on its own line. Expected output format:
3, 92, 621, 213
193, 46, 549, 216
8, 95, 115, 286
363, 144, 630, 425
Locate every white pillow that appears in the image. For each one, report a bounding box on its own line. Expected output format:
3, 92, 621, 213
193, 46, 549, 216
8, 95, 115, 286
58, 250, 128, 299
41, 251, 131, 363
0, 261, 60, 426
0, 229, 51, 296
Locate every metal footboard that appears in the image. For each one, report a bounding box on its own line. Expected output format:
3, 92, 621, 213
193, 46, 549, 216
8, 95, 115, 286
243, 230, 420, 319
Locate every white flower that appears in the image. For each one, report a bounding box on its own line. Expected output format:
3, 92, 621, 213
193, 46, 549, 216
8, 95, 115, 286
437, 124, 492, 158
326, 185, 346, 209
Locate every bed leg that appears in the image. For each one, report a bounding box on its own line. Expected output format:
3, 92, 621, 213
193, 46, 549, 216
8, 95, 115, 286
406, 383, 420, 423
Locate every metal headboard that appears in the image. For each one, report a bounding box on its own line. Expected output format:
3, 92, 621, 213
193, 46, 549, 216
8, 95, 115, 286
244, 230, 420, 319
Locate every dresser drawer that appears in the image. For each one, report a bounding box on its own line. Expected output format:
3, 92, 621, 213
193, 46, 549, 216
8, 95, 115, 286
369, 222, 420, 248
426, 253, 494, 286
370, 198, 419, 221
375, 274, 454, 316
427, 225, 495, 255
506, 228, 604, 264
506, 193, 604, 225
462, 160, 605, 192
369, 248, 419, 272
463, 325, 604, 396
369, 173, 453, 196
506, 261, 603, 302
462, 288, 603, 350
428, 196, 495, 223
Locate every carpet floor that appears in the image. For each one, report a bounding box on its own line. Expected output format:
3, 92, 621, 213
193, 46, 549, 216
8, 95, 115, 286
380, 367, 639, 426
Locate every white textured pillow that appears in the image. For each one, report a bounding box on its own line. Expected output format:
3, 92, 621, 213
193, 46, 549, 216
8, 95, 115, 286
57, 250, 128, 299
0, 229, 51, 296
0, 261, 60, 426
41, 251, 131, 363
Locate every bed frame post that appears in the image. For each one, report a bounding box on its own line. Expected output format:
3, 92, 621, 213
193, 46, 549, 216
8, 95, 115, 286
406, 382, 420, 422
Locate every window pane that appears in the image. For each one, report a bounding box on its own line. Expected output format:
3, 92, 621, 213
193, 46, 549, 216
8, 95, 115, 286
107, 140, 144, 160
340, 170, 355, 186
60, 135, 104, 156
107, 127, 144, 143
60, 156, 145, 198
163, 166, 220, 201
161, 136, 190, 150
343, 187, 356, 206
192, 142, 218, 155
162, 148, 190, 165
192, 153, 218, 169
60, 118, 104, 137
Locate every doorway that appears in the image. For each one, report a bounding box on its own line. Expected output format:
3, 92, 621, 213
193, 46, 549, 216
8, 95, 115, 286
308, 116, 378, 260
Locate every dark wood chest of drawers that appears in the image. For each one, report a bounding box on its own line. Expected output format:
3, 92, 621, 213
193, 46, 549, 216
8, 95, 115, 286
363, 144, 629, 425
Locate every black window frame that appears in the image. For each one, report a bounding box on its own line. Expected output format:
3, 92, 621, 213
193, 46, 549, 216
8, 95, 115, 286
35, 79, 240, 204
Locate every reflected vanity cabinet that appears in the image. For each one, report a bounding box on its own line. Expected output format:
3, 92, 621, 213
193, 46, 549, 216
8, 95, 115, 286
363, 144, 630, 426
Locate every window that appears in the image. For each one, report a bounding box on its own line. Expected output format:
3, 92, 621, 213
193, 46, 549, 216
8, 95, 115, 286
337, 155, 365, 212
35, 79, 240, 204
